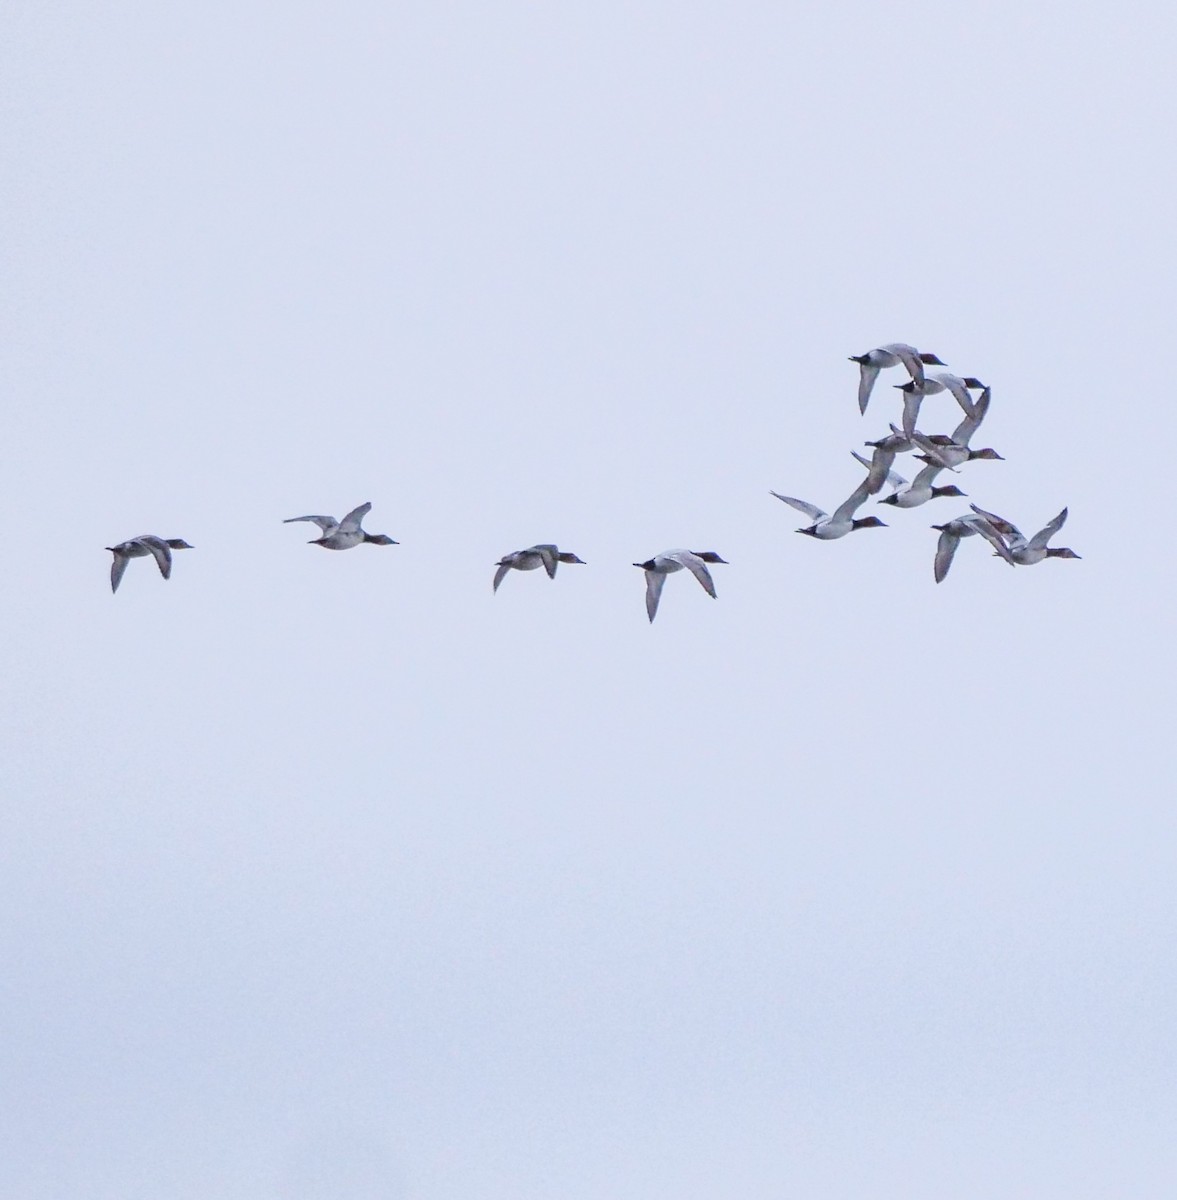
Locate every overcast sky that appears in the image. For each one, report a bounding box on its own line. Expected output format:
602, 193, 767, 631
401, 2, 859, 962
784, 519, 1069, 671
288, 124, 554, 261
3, 1, 1176, 1197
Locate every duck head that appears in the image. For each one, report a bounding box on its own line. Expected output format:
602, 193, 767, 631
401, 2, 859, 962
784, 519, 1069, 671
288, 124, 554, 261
1046, 547, 1081, 559
919, 352, 946, 365
851, 517, 887, 530
166, 539, 194, 550
363, 533, 399, 545
557, 552, 585, 564
633, 559, 657, 570
691, 551, 728, 564
931, 485, 967, 499
968, 448, 1004, 461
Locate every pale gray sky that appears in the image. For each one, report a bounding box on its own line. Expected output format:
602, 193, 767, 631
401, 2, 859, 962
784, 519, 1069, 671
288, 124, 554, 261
2, 1, 1175, 1197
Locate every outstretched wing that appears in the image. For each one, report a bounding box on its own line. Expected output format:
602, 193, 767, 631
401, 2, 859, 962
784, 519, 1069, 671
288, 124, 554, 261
908, 431, 958, 471
885, 343, 927, 387
831, 475, 877, 524
644, 570, 666, 622
949, 386, 990, 445
492, 562, 512, 592
968, 515, 1016, 565
933, 529, 959, 583
910, 461, 944, 490
901, 388, 926, 439
137, 536, 174, 580
110, 554, 128, 594
679, 554, 717, 599
857, 363, 882, 414
969, 503, 1025, 550
770, 493, 826, 521
337, 502, 372, 533
1027, 507, 1068, 552
529, 544, 559, 579
935, 373, 979, 418
283, 514, 338, 532
852, 449, 907, 492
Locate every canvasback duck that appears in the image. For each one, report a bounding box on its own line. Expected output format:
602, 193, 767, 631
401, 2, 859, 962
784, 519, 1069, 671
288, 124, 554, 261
930, 513, 1016, 583
911, 388, 1003, 469
493, 544, 585, 591
632, 550, 727, 622
968, 504, 1081, 565
849, 343, 946, 414
771, 454, 889, 539
283, 502, 399, 550
894, 373, 986, 438
106, 535, 193, 593
878, 460, 966, 509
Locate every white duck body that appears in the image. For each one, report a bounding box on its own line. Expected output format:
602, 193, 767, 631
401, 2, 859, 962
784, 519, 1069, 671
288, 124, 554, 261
879, 461, 966, 509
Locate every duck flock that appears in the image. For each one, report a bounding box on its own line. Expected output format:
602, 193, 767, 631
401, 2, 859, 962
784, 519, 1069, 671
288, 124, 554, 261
107, 341, 1079, 619
773, 341, 1080, 584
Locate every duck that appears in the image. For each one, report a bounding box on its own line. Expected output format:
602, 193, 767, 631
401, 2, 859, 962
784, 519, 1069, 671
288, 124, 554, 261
493, 544, 585, 591
930, 513, 1016, 583
877, 460, 967, 509
632, 550, 727, 622
849, 343, 946, 414
106, 535, 193, 594
910, 388, 1003, 469
283, 502, 399, 550
967, 505, 1081, 565
771, 457, 889, 539
894, 372, 986, 438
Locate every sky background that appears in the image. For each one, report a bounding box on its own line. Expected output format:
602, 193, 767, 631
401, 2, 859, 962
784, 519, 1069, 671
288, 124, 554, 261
2, 1, 1176, 1196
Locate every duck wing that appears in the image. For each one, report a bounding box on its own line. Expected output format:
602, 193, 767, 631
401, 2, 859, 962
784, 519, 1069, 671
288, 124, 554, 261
492, 562, 512, 592
968, 504, 1025, 550
1027, 507, 1068, 552
856, 362, 882, 414
643, 570, 666, 622
110, 553, 129, 594
882, 343, 927, 387
934, 373, 979, 418
852, 448, 907, 492
137, 536, 173, 580
831, 475, 878, 524
674, 553, 717, 598
528, 544, 559, 579
907, 430, 959, 471
965, 514, 1017, 565
933, 529, 960, 583
910, 461, 944, 490
949, 386, 990, 445
337, 502, 372, 533
770, 493, 827, 522
283, 514, 338, 533
901, 387, 928, 439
